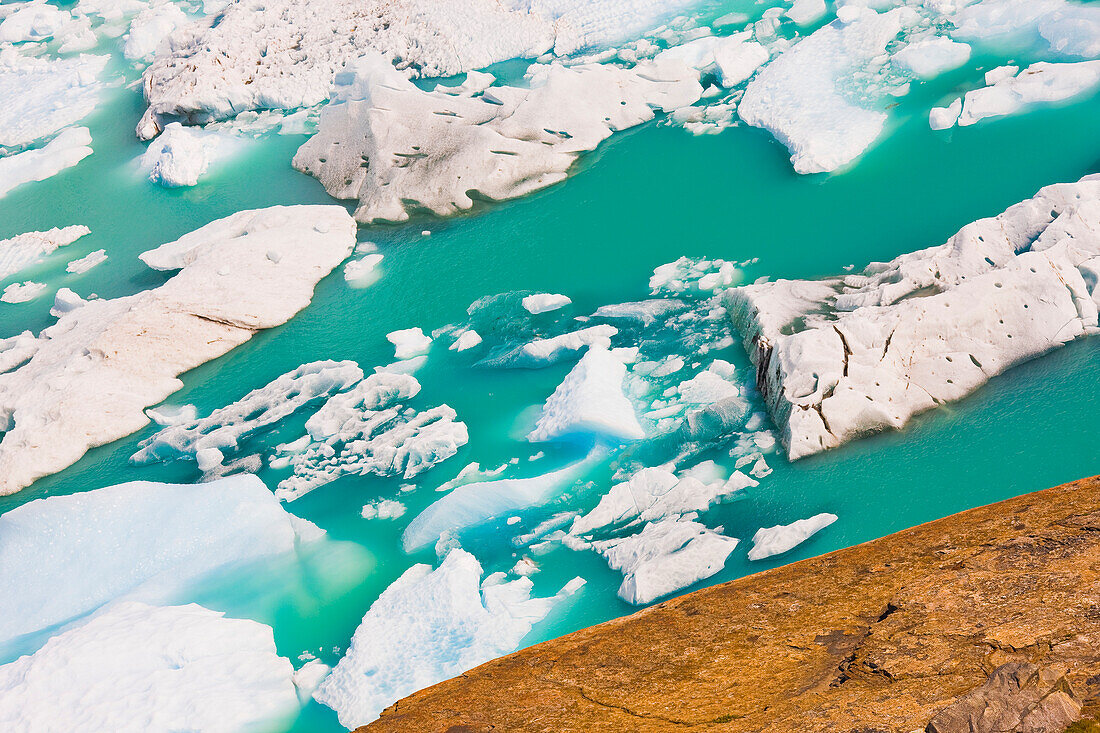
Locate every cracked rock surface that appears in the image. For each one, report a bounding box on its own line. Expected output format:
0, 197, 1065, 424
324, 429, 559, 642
358, 474, 1100, 732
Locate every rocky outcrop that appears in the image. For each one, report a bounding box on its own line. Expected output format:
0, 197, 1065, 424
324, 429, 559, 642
359, 474, 1100, 732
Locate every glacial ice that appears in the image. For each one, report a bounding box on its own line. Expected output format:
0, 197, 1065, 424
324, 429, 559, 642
140, 122, 233, 187
747, 512, 838, 560
131, 360, 364, 470
527, 346, 644, 443
511, 324, 619, 367
0, 281, 46, 303
951, 0, 1100, 60
571, 466, 756, 536
0, 601, 300, 733
450, 329, 483, 352
786, 0, 828, 26
387, 327, 432, 360
402, 458, 591, 552
293, 52, 702, 223
739, 7, 917, 174
0, 205, 355, 494
929, 97, 964, 129
939, 60, 1100, 128
728, 176, 1100, 460
361, 499, 407, 520
0, 127, 93, 199
315, 548, 583, 727
591, 516, 738, 604
522, 293, 572, 314
0, 225, 89, 280
122, 2, 189, 62
65, 248, 107, 274
0, 474, 324, 645
892, 36, 972, 79
274, 372, 467, 501
0, 51, 106, 148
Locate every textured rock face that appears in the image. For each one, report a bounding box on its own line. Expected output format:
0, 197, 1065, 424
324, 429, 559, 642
358, 474, 1100, 732
728, 176, 1100, 460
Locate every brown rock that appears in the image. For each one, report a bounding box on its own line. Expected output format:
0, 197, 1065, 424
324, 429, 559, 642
358, 476, 1100, 733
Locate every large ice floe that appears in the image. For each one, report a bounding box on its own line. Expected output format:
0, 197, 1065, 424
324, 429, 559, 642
0, 474, 323, 646
0, 127, 93, 199
315, 548, 583, 728
292, 51, 703, 223
0, 601, 300, 732
135, 0, 707, 137
728, 176, 1100, 460
0, 205, 355, 495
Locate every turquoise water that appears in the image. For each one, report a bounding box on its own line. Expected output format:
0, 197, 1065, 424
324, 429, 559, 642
1, 20, 1099, 732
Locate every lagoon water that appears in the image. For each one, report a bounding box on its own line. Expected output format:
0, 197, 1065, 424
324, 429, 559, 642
1, 17, 1099, 731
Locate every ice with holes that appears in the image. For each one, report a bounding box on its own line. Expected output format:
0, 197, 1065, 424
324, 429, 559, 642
0, 474, 324, 646
0, 205, 355, 495
274, 372, 468, 502
315, 548, 584, 728
747, 512, 838, 560
293, 52, 702, 223
0, 601, 301, 732
0, 127, 93, 199
728, 176, 1100, 460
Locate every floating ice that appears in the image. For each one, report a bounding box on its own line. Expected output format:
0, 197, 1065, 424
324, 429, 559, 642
940, 60, 1100, 127
591, 517, 738, 604
728, 176, 1100, 459
131, 360, 364, 470
0, 281, 46, 303
0, 474, 324, 645
528, 346, 644, 443
293, 52, 702, 223
139, 122, 236, 187
343, 253, 383, 287
315, 548, 583, 727
0, 225, 89, 280
123, 2, 189, 62
450, 329, 483, 351
0, 127, 93, 199
522, 293, 571, 314
747, 512, 838, 560
0, 205, 355, 495
892, 36, 972, 80
0, 601, 300, 732
0, 51, 106, 148
0, 1, 79, 44
786, 0, 829, 26
49, 287, 87, 318
361, 499, 407, 520
571, 466, 756, 535
739, 7, 916, 174
387, 327, 432, 360
951, 0, 1100, 60
274, 372, 467, 501
929, 97, 963, 129
511, 324, 619, 367
65, 248, 107, 275
403, 456, 592, 551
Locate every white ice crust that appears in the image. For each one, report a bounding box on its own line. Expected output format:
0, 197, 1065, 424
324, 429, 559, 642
747, 512, 838, 560
0, 601, 300, 733
315, 548, 583, 727
728, 176, 1100, 459
0, 205, 355, 494
0, 474, 323, 645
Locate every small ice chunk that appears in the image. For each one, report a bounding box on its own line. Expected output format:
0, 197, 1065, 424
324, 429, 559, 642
893, 37, 972, 80
929, 97, 964, 129
957, 60, 1100, 127
387, 327, 432, 360
785, 0, 828, 26
65, 248, 107, 274
747, 513, 838, 560
361, 499, 407, 520
515, 325, 618, 366
343, 253, 383, 287
522, 293, 571, 314
449, 329, 482, 351
1, 281, 47, 303
49, 287, 87, 318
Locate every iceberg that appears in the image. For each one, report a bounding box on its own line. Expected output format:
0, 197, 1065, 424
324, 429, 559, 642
0, 205, 355, 495
0, 601, 300, 732
315, 548, 583, 728
591, 517, 738, 604
728, 176, 1100, 459
528, 346, 644, 443
0, 127, 93, 199
747, 512, 838, 560
0, 474, 324, 645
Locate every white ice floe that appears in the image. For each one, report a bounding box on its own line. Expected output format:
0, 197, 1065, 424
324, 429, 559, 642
0, 281, 46, 303
938, 60, 1100, 128
0, 1, 81, 44
131, 360, 364, 470
0, 127, 93, 199
0, 601, 300, 732
739, 7, 917, 174
0, 225, 89, 280
343, 253, 383, 287
0, 50, 106, 148
892, 36, 971, 80
403, 456, 592, 551
315, 548, 583, 727
0, 205, 355, 495
50, 287, 87, 318
786, 0, 828, 26
0, 474, 324, 645
747, 512, 838, 560
528, 347, 644, 443
274, 372, 467, 501
522, 292, 571, 314
139, 122, 238, 187
950, 0, 1100, 60
293, 52, 702, 223
512, 324, 619, 367
123, 2, 190, 62
449, 329, 483, 351
65, 248, 107, 274
386, 327, 432, 360
571, 466, 756, 536
361, 499, 407, 520
592, 517, 738, 604
728, 176, 1100, 460
929, 97, 964, 129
